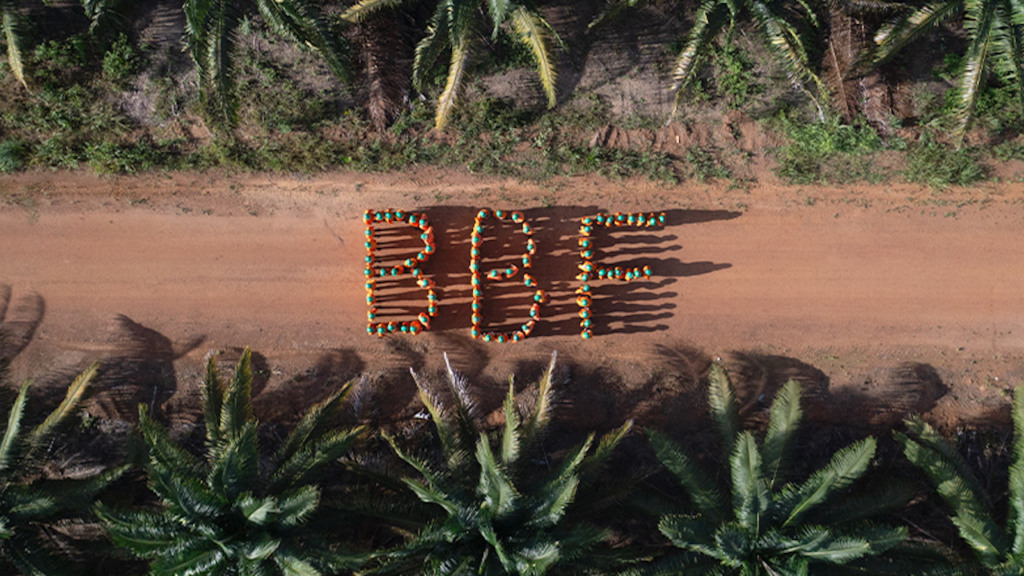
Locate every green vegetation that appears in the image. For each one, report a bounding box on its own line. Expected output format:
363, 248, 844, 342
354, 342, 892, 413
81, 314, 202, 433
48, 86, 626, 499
773, 114, 886, 184
98, 350, 365, 576
343, 0, 559, 131
4, 347, 1024, 574
871, 0, 1024, 141
0, 363, 123, 575
905, 133, 986, 189
898, 388, 1024, 574
649, 365, 907, 575
0, 0, 1020, 186
376, 353, 632, 575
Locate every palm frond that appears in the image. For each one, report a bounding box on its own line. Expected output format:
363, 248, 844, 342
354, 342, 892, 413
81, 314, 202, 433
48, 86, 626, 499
2, 5, 26, 88
138, 405, 202, 476
658, 514, 720, 558
274, 380, 354, 468
762, 379, 802, 489
384, 433, 459, 516
477, 435, 518, 516
80, 0, 127, 34
271, 426, 364, 491
203, 356, 223, 452
951, 0, 996, 139
443, 353, 479, 442
670, 0, 731, 115
488, 0, 511, 37
707, 362, 739, 460
28, 362, 99, 453
276, 484, 320, 527
187, 0, 242, 128
898, 418, 1008, 562
647, 429, 727, 523
580, 420, 633, 476
798, 527, 907, 562
588, 0, 650, 30
782, 437, 876, 527
96, 507, 182, 556
872, 0, 963, 65
410, 367, 466, 464
523, 351, 558, 447
412, 3, 449, 92
255, 0, 351, 82
509, 6, 558, 108
341, 0, 406, 23
0, 380, 29, 472
149, 537, 228, 576
501, 382, 520, 465
207, 421, 259, 502
434, 27, 471, 130
1012, 387, 1024, 555
148, 458, 228, 521
951, 511, 1008, 563
731, 431, 767, 529
220, 348, 253, 441
987, 16, 1024, 115
5, 485, 60, 520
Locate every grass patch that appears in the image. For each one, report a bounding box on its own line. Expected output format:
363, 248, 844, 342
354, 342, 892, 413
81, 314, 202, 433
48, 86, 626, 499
773, 114, 886, 184
904, 134, 985, 189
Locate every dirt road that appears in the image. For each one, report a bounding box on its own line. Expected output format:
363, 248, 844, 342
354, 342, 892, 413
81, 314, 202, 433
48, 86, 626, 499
2, 169, 1023, 430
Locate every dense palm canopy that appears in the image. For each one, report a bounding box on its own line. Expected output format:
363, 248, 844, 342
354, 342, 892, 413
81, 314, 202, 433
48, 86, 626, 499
591, 0, 824, 119
374, 352, 632, 575
185, 0, 350, 128
342, 0, 560, 130
99, 349, 366, 576
872, 0, 1024, 140
898, 387, 1024, 573
648, 364, 906, 575
0, 363, 122, 576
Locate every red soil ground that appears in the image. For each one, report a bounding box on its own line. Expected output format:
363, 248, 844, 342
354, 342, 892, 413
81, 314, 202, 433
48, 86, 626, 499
2, 168, 1023, 434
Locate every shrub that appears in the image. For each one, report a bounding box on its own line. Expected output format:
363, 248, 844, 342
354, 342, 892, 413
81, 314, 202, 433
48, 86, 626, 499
904, 134, 985, 189
774, 115, 884, 184
0, 139, 28, 172
102, 34, 138, 84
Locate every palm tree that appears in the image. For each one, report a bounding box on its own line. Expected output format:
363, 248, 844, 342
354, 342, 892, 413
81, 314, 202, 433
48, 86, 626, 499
590, 0, 826, 120
98, 349, 366, 576
871, 0, 1024, 141
374, 352, 633, 575
897, 387, 1024, 573
342, 0, 560, 130
648, 363, 907, 575
0, 363, 124, 575
184, 0, 350, 128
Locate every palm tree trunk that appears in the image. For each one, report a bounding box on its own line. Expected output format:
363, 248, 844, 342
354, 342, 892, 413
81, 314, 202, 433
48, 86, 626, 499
822, 4, 899, 135
356, 12, 409, 132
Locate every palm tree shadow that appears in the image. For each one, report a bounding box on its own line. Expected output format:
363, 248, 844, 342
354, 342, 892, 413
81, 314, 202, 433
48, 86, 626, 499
0, 285, 45, 367
82, 315, 205, 424
253, 348, 366, 426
